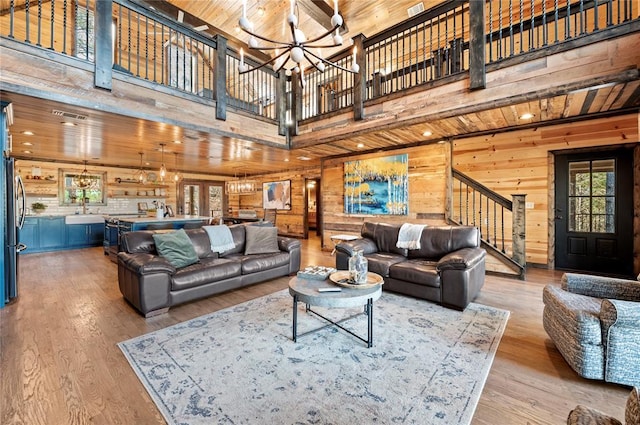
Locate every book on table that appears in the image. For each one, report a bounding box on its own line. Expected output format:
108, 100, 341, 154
296, 266, 337, 280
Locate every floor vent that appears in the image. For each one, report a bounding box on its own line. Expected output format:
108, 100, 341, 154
51, 109, 88, 121
407, 2, 425, 17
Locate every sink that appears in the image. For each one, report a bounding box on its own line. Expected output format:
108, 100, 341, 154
65, 214, 106, 224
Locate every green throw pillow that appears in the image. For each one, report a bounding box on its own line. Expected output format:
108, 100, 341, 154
244, 226, 279, 255
152, 228, 199, 268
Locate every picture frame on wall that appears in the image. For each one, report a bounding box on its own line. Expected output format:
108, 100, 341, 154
263, 180, 291, 210
344, 154, 409, 215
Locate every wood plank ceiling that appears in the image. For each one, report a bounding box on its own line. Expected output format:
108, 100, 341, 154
3, 0, 639, 177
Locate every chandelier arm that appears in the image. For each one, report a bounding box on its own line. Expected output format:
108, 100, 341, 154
304, 49, 358, 74
301, 24, 341, 45
240, 28, 291, 47
303, 52, 326, 73
239, 50, 289, 74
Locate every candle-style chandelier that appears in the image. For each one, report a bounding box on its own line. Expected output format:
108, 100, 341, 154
73, 160, 98, 189
237, 0, 359, 87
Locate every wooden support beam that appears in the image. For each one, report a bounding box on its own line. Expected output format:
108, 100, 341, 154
298, 0, 348, 34
469, 0, 485, 90
277, 73, 288, 137
213, 35, 227, 121
94, 0, 113, 91
353, 34, 365, 121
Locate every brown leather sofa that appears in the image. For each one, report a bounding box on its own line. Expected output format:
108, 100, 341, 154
118, 225, 301, 316
335, 222, 486, 310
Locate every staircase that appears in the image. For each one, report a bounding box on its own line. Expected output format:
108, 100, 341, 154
450, 169, 526, 279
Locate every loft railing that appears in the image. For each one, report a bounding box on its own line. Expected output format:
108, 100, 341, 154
0, 0, 636, 125
0, 0, 278, 121
452, 169, 526, 276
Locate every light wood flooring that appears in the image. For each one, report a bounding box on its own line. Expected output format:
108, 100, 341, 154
0, 235, 630, 424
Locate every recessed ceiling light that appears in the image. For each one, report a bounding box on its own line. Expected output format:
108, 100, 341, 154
173, 140, 182, 144
297, 156, 311, 161
284, 158, 289, 162
356, 143, 365, 149
519, 112, 535, 120
22, 131, 34, 136
145, 162, 151, 166
234, 26, 241, 34
422, 130, 432, 137
257, 7, 265, 16
61, 121, 76, 126
23, 150, 32, 154
21, 142, 33, 146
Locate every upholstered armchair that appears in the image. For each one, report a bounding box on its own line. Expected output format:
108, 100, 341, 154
542, 273, 640, 387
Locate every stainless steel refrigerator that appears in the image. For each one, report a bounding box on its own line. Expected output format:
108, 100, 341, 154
4, 155, 26, 304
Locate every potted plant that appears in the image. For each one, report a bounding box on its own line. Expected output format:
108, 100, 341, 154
31, 202, 47, 214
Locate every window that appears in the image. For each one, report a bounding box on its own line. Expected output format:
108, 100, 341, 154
75, 5, 95, 61
59, 169, 107, 207
568, 159, 615, 233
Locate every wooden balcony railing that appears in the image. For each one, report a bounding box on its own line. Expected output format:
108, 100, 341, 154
452, 169, 527, 276
0, 0, 637, 127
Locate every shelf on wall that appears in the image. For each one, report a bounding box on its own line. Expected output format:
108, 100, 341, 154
24, 179, 58, 184
108, 195, 167, 199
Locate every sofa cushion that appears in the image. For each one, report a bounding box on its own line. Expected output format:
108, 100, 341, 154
185, 228, 216, 259
152, 229, 199, 268
220, 224, 246, 256
241, 252, 290, 274
408, 226, 480, 259
390, 260, 440, 288
365, 252, 407, 277
244, 226, 279, 255
171, 257, 242, 291
362, 222, 407, 256
121, 230, 157, 254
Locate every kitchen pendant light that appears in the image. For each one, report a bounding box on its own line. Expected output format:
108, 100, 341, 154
134, 152, 147, 183
75, 160, 95, 189
159, 143, 167, 181
172, 152, 182, 182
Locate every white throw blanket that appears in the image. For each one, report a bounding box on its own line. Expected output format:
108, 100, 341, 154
203, 225, 236, 253
396, 223, 426, 250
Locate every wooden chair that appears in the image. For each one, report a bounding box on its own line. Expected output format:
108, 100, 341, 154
263, 209, 277, 226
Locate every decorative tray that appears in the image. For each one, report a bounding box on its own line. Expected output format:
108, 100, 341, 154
297, 266, 337, 280
329, 271, 383, 289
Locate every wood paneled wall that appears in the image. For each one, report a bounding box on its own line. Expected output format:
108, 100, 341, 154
453, 113, 639, 268
321, 143, 451, 250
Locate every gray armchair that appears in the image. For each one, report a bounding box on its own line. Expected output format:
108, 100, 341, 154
543, 273, 640, 387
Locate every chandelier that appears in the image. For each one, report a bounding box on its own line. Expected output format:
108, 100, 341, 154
238, 0, 359, 87
73, 160, 98, 189
225, 174, 258, 195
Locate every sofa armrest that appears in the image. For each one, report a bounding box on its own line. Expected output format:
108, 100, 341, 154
562, 273, 640, 302
335, 238, 378, 256
600, 299, 640, 387
278, 236, 301, 252
437, 248, 486, 271
118, 252, 176, 275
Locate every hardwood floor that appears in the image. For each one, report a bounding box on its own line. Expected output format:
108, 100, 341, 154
1, 236, 630, 424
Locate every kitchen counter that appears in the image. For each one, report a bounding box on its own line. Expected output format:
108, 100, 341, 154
117, 215, 211, 224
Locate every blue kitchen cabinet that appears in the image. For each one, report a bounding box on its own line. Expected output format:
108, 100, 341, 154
38, 216, 66, 249
18, 217, 39, 253
67, 223, 104, 247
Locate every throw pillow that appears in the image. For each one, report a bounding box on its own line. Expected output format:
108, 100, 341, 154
244, 226, 279, 255
152, 228, 199, 268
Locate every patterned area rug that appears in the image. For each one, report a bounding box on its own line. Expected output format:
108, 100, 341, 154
119, 290, 509, 425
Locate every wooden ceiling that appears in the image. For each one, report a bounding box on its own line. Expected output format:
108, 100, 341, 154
4, 0, 639, 177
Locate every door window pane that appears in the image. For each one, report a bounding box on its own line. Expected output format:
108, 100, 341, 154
183, 185, 200, 215
567, 159, 615, 233
209, 186, 223, 219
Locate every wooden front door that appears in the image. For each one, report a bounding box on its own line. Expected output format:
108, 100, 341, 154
554, 148, 634, 276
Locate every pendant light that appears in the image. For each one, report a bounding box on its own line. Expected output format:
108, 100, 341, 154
159, 143, 167, 181
134, 152, 147, 183
172, 152, 182, 183
75, 160, 94, 189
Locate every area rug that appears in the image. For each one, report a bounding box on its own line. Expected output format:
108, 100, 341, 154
119, 290, 509, 425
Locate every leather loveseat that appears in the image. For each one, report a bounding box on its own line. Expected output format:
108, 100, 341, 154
118, 225, 301, 316
335, 222, 486, 310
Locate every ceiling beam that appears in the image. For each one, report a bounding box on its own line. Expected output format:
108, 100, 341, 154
298, 0, 348, 34
137, 0, 272, 63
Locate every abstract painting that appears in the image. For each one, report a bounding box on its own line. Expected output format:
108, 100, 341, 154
263, 180, 291, 210
344, 154, 409, 215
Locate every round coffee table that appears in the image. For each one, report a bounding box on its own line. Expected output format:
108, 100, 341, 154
288, 274, 383, 348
